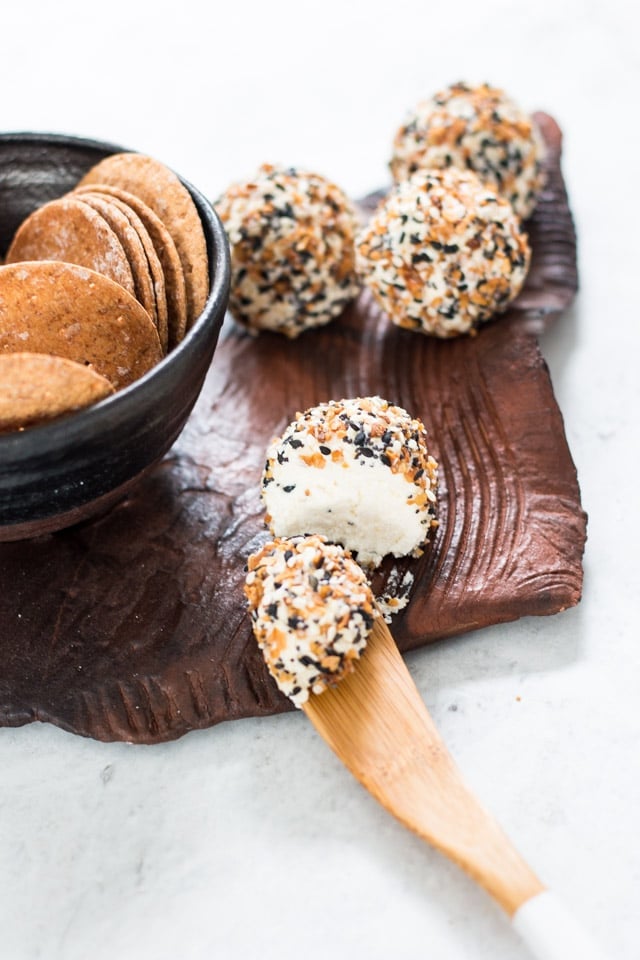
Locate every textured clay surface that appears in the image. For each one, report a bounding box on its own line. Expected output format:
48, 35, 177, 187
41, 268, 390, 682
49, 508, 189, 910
0, 113, 585, 743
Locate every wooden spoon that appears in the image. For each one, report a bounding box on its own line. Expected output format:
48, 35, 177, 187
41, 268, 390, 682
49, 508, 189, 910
303, 614, 608, 960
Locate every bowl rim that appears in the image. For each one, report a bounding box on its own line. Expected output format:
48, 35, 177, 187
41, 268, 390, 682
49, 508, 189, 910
0, 131, 230, 459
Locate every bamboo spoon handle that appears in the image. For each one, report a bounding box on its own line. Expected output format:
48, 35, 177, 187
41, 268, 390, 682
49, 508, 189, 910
303, 616, 609, 958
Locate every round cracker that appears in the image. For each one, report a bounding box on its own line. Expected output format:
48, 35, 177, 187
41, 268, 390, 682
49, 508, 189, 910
77, 153, 208, 328
5, 196, 136, 296
74, 193, 161, 347
0, 352, 114, 433
74, 183, 187, 348
0, 261, 162, 390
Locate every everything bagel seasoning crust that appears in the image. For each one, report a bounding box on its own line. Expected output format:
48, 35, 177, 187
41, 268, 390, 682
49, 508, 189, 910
262, 397, 438, 567
215, 164, 360, 337
245, 535, 377, 706
390, 81, 546, 220
356, 167, 530, 338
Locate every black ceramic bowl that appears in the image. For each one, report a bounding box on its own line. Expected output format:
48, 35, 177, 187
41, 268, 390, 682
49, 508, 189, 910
0, 133, 230, 541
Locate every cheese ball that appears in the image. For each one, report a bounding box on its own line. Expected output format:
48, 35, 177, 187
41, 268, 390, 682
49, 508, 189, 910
215, 164, 361, 337
262, 396, 438, 567
356, 167, 531, 338
390, 82, 546, 220
245, 534, 377, 706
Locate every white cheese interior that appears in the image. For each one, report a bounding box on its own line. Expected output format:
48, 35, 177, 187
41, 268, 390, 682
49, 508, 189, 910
264, 456, 427, 567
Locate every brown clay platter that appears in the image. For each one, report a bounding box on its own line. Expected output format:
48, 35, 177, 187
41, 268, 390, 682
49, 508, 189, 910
0, 113, 586, 743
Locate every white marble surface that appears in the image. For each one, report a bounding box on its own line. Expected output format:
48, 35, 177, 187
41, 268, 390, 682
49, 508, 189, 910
1, 1, 638, 957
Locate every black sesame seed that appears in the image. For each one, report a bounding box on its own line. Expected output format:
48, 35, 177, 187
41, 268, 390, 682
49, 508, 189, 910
319, 445, 331, 455
282, 485, 296, 493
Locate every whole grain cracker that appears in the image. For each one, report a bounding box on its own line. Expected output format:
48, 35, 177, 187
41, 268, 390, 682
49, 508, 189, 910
78, 153, 208, 328
74, 183, 187, 348
99, 193, 170, 354
5, 196, 136, 296
74, 193, 163, 350
0, 352, 114, 433
0, 261, 162, 389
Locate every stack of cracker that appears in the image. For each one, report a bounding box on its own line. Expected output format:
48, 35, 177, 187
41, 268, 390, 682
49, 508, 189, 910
0, 153, 209, 433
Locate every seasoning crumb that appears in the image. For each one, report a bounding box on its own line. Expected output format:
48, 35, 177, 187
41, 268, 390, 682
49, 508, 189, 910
376, 567, 416, 620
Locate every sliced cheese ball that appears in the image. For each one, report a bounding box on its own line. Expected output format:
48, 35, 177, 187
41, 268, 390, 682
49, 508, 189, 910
262, 396, 438, 567
245, 534, 377, 706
